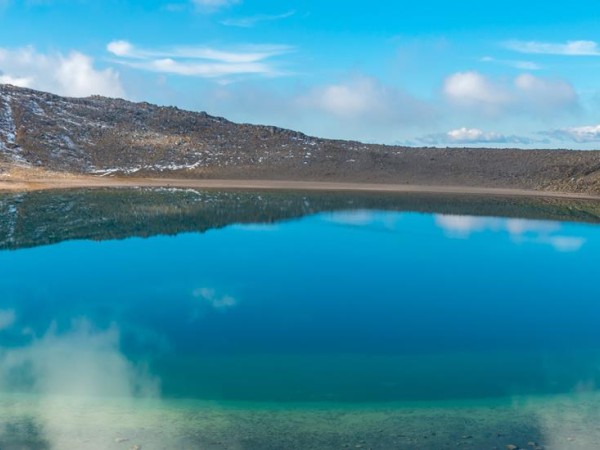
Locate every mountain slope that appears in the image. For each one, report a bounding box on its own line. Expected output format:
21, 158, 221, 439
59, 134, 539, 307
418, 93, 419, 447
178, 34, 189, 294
1, 83, 600, 194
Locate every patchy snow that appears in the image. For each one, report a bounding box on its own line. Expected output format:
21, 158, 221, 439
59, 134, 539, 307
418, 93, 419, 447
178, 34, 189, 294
0, 94, 17, 145
0, 93, 28, 164
29, 100, 46, 116
90, 160, 206, 176
61, 135, 77, 150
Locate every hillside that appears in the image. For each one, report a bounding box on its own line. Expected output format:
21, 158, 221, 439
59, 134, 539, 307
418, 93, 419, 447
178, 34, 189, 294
1, 83, 600, 194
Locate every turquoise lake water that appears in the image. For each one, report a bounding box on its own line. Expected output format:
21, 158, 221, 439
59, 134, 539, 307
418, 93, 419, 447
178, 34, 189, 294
0, 189, 600, 449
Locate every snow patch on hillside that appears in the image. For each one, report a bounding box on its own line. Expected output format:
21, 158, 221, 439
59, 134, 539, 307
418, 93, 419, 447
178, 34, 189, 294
0, 93, 28, 164
90, 160, 206, 176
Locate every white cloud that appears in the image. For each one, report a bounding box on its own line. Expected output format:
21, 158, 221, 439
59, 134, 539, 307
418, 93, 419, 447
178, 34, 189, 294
549, 236, 586, 252
505, 40, 600, 56
221, 10, 295, 27
324, 210, 403, 232
298, 75, 434, 124
106, 40, 135, 57
0, 73, 32, 87
0, 46, 124, 97
54, 52, 124, 97
443, 71, 577, 116
443, 71, 512, 113
0, 320, 159, 449
193, 287, 238, 310
107, 40, 291, 79
436, 216, 562, 238
0, 309, 15, 330
195, 75, 435, 140
435, 215, 495, 235
309, 79, 380, 118
543, 124, 600, 143
419, 127, 536, 145
447, 127, 504, 142
503, 218, 559, 236
514, 73, 577, 109
435, 215, 585, 252
0, 320, 158, 398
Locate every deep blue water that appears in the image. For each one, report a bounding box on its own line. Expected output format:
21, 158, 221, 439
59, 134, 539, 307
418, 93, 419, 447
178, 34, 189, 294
1, 208, 600, 404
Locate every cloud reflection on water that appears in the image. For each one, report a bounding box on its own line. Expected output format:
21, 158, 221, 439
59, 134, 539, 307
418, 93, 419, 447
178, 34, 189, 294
435, 214, 586, 252
193, 287, 238, 311
0, 310, 16, 331
324, 210, 403, 232
0, 318, 160, 449
0, 319, 158, 398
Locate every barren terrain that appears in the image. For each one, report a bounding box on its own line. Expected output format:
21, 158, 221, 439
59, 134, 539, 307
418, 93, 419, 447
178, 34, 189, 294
2, 83, 600, 196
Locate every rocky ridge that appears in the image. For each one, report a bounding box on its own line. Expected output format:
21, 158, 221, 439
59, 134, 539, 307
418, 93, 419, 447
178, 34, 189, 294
1, 83, 600, 194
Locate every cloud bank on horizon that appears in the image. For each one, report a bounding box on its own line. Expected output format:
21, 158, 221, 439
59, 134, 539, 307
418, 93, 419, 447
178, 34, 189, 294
1, 0, 600, 149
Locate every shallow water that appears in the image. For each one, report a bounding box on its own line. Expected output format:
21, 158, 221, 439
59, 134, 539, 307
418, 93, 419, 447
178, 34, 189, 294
0, 189, 600, 449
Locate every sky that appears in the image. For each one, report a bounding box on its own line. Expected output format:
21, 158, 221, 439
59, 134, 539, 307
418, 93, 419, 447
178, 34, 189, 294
1, 0, 600, 148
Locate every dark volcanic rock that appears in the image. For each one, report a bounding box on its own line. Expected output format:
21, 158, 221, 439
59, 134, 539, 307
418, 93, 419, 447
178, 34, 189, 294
1, 83, 600, 194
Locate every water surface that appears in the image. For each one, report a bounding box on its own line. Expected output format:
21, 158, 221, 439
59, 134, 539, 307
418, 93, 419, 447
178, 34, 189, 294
0, 189, 599, 449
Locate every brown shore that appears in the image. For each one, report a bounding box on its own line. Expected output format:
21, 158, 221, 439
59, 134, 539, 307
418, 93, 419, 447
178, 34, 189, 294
2, 174, 600, 201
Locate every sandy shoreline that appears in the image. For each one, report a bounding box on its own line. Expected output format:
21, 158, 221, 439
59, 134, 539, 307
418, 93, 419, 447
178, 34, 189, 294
1, 175, 600, 201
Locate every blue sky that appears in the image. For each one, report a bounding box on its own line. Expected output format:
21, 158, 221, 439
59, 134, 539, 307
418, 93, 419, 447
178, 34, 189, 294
1, 0, 600, 148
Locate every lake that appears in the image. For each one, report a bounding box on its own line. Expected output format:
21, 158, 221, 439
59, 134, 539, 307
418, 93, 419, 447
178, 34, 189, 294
1, 188, 600, 449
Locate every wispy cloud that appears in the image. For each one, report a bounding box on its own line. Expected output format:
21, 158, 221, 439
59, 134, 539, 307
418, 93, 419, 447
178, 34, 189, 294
480, 56, 541, 70
542, 124, 600, 143
504, 40, 600, 56
221, 10, 295, 27
107, 40, 293, 79
418, 127, 538, 146
192, 0, 240, 13
108, 40, 291, 63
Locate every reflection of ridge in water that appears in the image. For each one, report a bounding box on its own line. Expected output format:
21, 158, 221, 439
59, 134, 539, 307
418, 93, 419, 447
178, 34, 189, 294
1, 187, 600, 250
